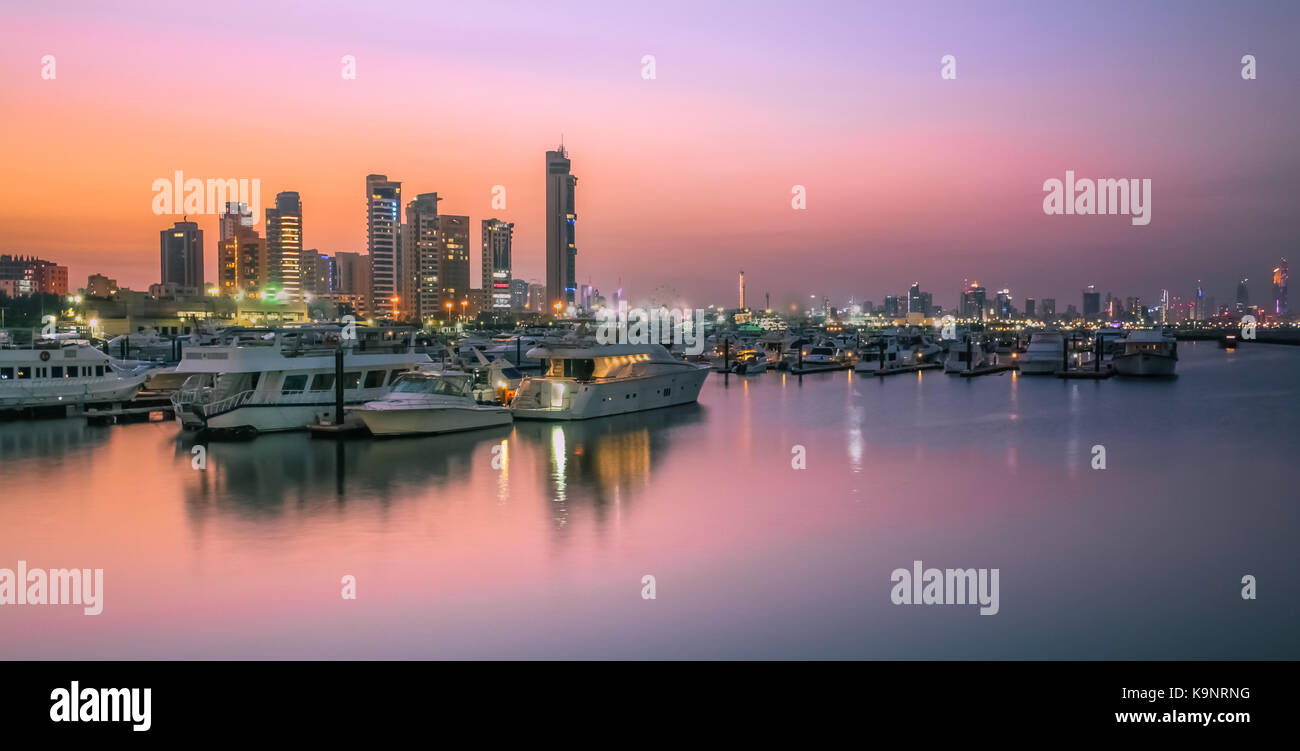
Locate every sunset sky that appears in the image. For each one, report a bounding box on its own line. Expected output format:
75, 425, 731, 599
1, 0, 1296, 310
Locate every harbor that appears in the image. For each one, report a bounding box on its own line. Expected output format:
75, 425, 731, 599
0, 339, 1295, 659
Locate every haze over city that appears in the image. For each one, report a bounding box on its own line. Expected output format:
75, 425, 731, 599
2, 0, 1297, 309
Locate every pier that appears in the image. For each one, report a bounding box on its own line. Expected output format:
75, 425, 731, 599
872, 363, 942, 376
958, 364, 1017, 378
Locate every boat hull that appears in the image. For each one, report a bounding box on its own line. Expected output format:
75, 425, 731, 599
355, 405, 511, 436
1017, 357, 1060, 375
511, 367, 709, 420
1112, 353, 1177, 377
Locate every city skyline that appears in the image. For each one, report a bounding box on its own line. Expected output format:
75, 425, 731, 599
1, 0, 1297, 309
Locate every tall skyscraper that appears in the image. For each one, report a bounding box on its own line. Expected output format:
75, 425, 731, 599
908, 282, 922, 314
510, 278, 530, 310
545, 144, 577, 311
1235, 277, 1249, 313
1273, 258, 1289, 315
995, 289, 1013, 319
1024, 297, 1036, 318
1082, 285, 1100, 317
1193, 281, 1206, 320
1042, 298, 1056, 317
404, 193, 440, 322
218, 201, 255, 241
216, 226, 265, 296
160, 221, 203, 293
437, 215, 471, 312
961, 283, 986, 320
482, 218, 514, 311
264, 191, 302, 299
366, 174, 402, 318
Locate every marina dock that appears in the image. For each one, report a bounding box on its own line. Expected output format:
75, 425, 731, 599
871, 363, 943, 376
958, 364, 1018, 378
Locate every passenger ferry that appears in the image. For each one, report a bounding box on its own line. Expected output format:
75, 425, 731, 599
510, 342, 710, 420
0, 341, 148, 412
170, 326, 431, 436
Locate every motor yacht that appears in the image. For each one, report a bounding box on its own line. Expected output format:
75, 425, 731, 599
510, 342, 709, 420
0, 341, 147, 413
350, 371, 511, 437
1018, 331, 1064, 375
730, 349, 769, 375
1112, 329, 1178, 377
170, 326, 431, 436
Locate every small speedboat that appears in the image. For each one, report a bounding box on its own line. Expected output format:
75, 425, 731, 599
730, 349, 768, 375
351, 372, 511, 437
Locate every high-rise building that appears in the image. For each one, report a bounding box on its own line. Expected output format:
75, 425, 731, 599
961, 283, 986, 320
160, 221, 204, 293
334, 251, 371, 314
302, 250, 334, 296
403, 193, 440, 322
995, 289, 1013, 319
883, 295, 900, 318
437, 215, 471, 312
528, 283, 546, 313
482, 218, 514, 310
1235, 277, 1250, 313
85, 274, 118, 299
1041, 298, 1056, 317
1024, 297, 1036, 318
907, 282, 922, 314
545, 144, 577, 311
510, 279, 530, 310
1193, 281, 1206, 320
1082, 286, 1100, 317
919, 291, 933, 317
218, 201, 255, 241
216, 226, 265, 297
1126, 297, 1143, 322
264, 191, 302, 299
366, 174, 402, 318
1274, 258, 1289, 315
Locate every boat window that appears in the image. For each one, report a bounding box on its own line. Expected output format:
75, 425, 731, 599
501, 367, 523, 380
95, 366, 105, 377
364, 370, 385, 388
18, 367, 31, 379
0, 367, 11, 380
812, 348, 834, 356
310, 373, 335, 391
54, 366, 66, 377
389, 369, 406, 383
562, 359, 595, 380
66, 366, 78, 377
281, 374, 309, 394
342, 372, 361, 389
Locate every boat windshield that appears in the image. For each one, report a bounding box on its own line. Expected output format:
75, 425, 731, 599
392, 375, 471, 396
544, 358, 596, 380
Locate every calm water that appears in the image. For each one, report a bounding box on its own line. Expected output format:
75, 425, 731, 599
1, 341, 1296, 659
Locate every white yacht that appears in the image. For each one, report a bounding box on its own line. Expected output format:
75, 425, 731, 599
350, 372, 511, 437
730, 349, 769, 375
1018, 331, 1064, 375
510, 342, 709, 420
1113, 329, 1178, 377
854, 334, 908, 372
790, 339, 849, 373
170, 326, 431, 436
943, 339, 995, 373
0, 342, 147, 411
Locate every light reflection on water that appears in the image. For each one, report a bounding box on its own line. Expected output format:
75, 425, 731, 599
0, 342, 1296, 659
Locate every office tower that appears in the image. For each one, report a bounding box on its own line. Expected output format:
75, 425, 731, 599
218, 201, 255, 241
919, 292, 933, 317
334, 251, 371, 314
482, 218, 514, 310
1082, 285, 1100, 317
908, 282, 922, 314
995, 289, 1012, 319
366, 174, 401, 317
510, 278, 529, 310
1126, 297, 1142, 321
579, 284, 594, 311
160, 220, 204, 292
403, 193, 440, 322
216, 226, 265, 296
1024, 297, 1036, 318
437, 215, 471, 312
528, 283, 546, 312
961, 283, 986, 319
883, 295, 900, 318
264, 191, 302, 299
1234, 277, 1249, 313
1042, 298, 1056, 317
545, 143, 578, 311
1192, 281, 1205, 320
302, 250, 334, 296
1274, 259, 1289, 315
